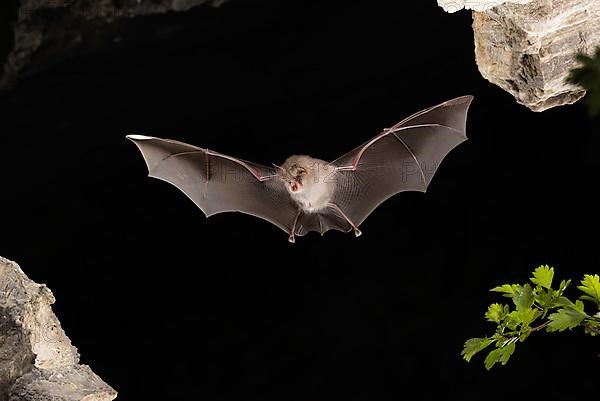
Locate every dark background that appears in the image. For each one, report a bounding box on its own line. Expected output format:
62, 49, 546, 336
1, 1, 599, 399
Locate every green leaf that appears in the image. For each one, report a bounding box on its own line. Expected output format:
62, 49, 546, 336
535, 288, 553, 310
558, 279, 571, 294
553, 296, 575, 308
520, 327, 532, 341
462, 338, 494, 362
491, 284, 520, 296
465, 265, 600, 370
583, 320, 600, 336
568, 47, 600, 117
485, 303, 506, 323
578, 274, 600, 306
518, 307, 541, 328
513, 284, 534, 312
505, 311, 521, 330
484, 348, 501, 370
499, 342, 516, 365
547, 301, 589, 332
554, 279, 572, 300
530, 265, 554, 289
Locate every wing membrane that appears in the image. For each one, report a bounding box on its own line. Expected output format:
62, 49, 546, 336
330, 96, 472, 227
127, 135, 297, 234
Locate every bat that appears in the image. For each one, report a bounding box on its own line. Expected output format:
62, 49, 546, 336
127, 95, 473, 243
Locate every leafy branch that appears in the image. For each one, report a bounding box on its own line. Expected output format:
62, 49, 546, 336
462, 266, 600, 369
568, 47, 600, 117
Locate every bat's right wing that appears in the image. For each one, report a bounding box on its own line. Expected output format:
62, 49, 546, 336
329, 95, 473, 229
127, 135, 298, 235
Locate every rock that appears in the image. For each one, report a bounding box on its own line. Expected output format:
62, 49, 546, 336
437, 0, 532, 13
439, 0, 600, 111
0, 0, 226, 89
472, 0, 600, 111
0, 256, 116, 401
9, 366, 116, 401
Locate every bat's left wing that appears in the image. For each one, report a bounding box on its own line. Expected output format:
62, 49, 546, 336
324, 95, 473, 232
126, 135, 299, 236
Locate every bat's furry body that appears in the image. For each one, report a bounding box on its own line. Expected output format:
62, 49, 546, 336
128, 96, 473, 242
279, 155, 337, 213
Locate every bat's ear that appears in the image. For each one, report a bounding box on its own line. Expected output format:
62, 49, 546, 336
272, 163, 285, 174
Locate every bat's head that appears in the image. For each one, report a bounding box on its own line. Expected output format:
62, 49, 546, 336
276, 161, 308, 194
286, 164, 308, 193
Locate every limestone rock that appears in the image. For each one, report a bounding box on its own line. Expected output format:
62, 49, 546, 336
438, 0, 600, 111
0, 0, 226, 89
9, 366, 116, 401
0, 256, 116, 401
437, 0, 532, 13
472, 0, 600, 111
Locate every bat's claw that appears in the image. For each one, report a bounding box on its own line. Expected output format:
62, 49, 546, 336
288, 235, 296, 244
354, 228, 362, 237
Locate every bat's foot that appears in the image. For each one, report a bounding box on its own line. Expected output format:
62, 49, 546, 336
289, 209, 301, 244
327, 203, 361, 239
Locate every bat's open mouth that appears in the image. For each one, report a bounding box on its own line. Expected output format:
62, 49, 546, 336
291, 183, 300, 192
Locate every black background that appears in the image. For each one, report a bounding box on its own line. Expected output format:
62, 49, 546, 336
1, 1, 599, 400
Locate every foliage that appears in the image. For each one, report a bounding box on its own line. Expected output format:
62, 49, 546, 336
462, 266, 600, 369
567, 47, 600, 117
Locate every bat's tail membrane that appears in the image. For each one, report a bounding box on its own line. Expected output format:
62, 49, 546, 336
295, 211, 354, 237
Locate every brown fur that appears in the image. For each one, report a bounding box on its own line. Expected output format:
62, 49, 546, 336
278, 155, 337, 212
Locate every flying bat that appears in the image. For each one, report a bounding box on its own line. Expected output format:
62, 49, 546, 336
127, 95, 473, 243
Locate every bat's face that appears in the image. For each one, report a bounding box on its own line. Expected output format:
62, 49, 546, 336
284, 164, 308, 193
278, 155, 337, 213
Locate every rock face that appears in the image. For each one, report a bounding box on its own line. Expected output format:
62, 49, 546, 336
0, 256, 116, 401
439, 0, 600, 111
1, 0, 225, 89
473, 0, 600, 111
437, 0, 532, 13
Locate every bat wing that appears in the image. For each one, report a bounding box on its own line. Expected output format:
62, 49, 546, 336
127, 135, 298, 235
326, 95, 473, 232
